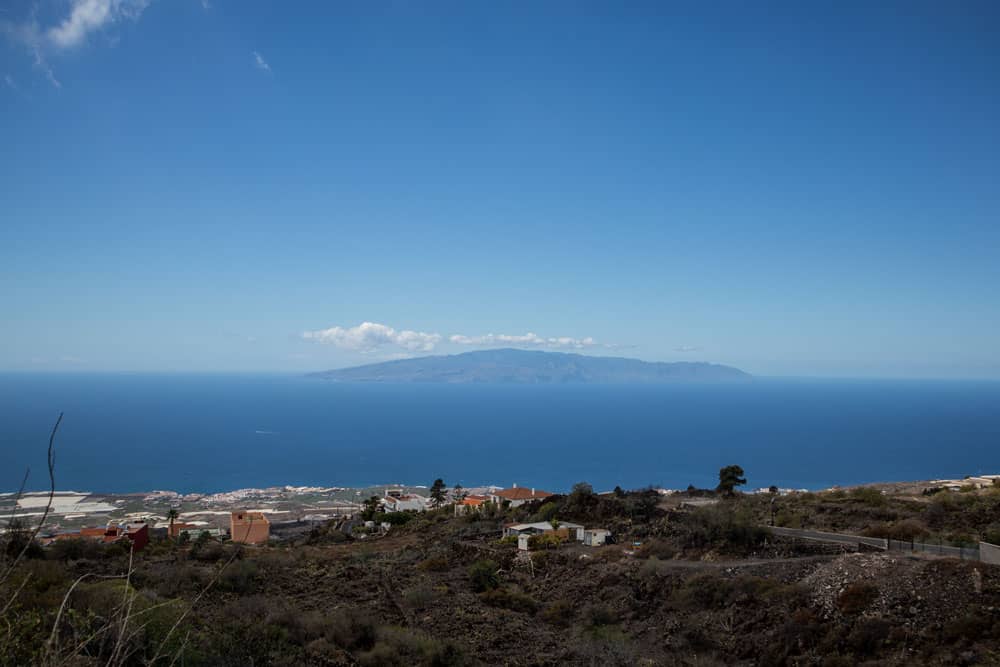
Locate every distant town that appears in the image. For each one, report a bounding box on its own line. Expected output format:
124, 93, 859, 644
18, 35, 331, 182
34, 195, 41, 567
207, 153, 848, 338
5, 473, 1000, 554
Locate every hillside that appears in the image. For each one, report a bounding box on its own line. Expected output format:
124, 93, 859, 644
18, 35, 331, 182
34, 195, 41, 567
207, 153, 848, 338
309, 348, 750, 384
3, 481, 1000, 666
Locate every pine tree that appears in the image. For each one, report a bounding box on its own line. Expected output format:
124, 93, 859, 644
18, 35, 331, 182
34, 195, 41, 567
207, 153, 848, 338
717, 465, 747, 495
430, 478, 447, 507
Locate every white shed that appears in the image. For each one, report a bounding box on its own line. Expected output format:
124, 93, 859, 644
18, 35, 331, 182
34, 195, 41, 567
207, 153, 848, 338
583, 529, 611, 547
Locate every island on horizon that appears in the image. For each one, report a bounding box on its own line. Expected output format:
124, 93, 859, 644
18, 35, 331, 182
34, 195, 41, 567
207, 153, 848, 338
308, 347, 750, 384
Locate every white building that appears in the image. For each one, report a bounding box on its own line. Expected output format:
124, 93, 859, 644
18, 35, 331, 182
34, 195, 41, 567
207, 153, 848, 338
503, 521, 585, 541
583, 529, 611, 547
381, 488, 429, 512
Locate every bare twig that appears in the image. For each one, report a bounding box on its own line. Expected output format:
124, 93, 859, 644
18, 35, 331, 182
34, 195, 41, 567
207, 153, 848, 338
1, 412, 62, 588
165, 631, 191, 667
0, 572, 32, 618
107, 541, 136, 667
2, 468, 30, 537
45, 572, 128, 665
149, 514, 254, 664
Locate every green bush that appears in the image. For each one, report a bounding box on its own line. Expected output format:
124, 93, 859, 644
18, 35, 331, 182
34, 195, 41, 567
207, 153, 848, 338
379, 512, 415, 526
673, 505, 769, 554
982, 526, 1000, 545
402, 585, 438, 611
530, 501, 560, 522
774, 509, 803, 528
218, 559, 260, 594
358, 626, 472, 667
637, 539, 676, 560
417, 556, 450, 572
849, 488, 886, 507
947, 532, 976, 547
671, 573, 807, 611
527, 532, 563, 550
468, 559, 500, 592
191, 538, 225, 562
47, 537, 109, 561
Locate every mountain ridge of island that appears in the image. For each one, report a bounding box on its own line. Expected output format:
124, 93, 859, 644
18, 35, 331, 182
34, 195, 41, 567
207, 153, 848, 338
308, 348, 750, 384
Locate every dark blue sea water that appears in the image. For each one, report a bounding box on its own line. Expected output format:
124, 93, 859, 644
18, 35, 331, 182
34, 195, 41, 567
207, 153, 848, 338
1, 374, 999, 494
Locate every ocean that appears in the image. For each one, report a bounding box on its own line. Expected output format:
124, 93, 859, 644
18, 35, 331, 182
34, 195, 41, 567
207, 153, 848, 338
1, 373, 999, 494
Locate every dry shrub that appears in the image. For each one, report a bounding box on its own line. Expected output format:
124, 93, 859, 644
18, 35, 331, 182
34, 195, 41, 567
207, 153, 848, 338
836, 582, 879, 615
478, 587, 539, 614
417, 555, 449, 572
402, 585, 438, 611
540, 599, 575, 627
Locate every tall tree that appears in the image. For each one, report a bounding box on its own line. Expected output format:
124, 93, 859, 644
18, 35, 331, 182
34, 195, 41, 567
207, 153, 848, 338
453, 483, 466, 501
362, 495, 381, 521
717, 465, 747, 495
430, 478, 447, 507
167, 508, 179, 539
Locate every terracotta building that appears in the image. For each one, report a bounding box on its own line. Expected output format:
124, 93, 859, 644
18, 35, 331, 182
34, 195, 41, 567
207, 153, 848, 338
490, 484, 554, 508
46, 522, 149, 551
230, 511, 270, 545
168, 522, 198, 539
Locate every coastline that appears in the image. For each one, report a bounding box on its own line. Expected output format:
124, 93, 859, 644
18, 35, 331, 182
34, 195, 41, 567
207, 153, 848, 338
4, 473, 998, 534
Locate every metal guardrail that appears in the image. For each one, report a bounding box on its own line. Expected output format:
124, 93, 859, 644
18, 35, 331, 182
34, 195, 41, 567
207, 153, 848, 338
767, 525, 989, 561
768, 526, 888, 550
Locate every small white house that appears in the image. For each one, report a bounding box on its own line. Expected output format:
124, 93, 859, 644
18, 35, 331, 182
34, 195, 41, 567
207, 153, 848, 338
381, 489, 429, 512
503, 522, 555, 538
583, 529, 611, 547
517, 534, 531, 551
503, 521, 586, 541
559, 522, 585, 542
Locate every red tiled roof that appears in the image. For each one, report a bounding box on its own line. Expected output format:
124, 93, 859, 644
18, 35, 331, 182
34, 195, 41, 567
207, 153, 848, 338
495, 487, 553, 501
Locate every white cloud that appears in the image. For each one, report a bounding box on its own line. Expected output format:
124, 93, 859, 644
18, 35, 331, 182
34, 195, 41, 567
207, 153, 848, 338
673, 345, 702, 353
303, 322, 441, 353
2, 0, 150, 87
304, 322, 611, 354
449, 332, 600, 350
3, 74, 15, 90
253, 50, 271, 73
47, 0, 150, 50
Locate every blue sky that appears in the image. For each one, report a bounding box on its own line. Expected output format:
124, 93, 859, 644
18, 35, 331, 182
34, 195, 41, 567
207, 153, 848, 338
2, 1, 998, 378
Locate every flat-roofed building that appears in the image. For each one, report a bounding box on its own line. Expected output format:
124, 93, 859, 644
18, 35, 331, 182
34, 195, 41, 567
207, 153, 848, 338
230, 511, 270, 545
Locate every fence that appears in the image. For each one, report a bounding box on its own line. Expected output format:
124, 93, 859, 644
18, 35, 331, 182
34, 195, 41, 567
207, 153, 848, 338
982, 541, 1000, 565
768, 526, 887, 550
768, 525, 990, 562
887, 539, 979, 560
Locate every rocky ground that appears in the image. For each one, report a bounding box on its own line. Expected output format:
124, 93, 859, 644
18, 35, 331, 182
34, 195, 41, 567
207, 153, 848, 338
2, 484, 1000, 666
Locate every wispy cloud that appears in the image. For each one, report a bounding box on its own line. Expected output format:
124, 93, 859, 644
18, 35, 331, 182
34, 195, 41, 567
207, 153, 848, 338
3, 73, 15, 90
673, 345, 702, 353
303, 322, 610, 353
449, 332, 600, 350
253, 50, 271, 73
48, 0, 151, 50
34, 50, 61, 88
2, 0, 151, 87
